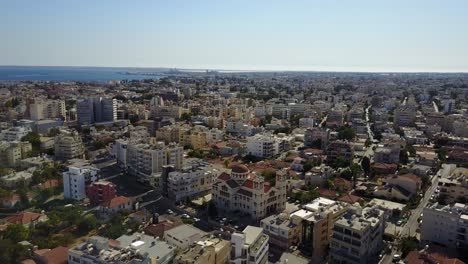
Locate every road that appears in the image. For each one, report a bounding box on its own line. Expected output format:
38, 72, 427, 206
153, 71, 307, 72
380, 171, 441, 264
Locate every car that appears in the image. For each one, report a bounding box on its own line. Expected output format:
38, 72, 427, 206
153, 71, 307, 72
393, 254, 401, 262
193, 218, 200, 222
396, 220, 403, 226
166, 209, 174, 214
181, 214, 190, 219
222, 217, 227, 222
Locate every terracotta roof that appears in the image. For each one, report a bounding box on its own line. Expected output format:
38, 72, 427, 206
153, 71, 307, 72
103, 196, 131, 208
217, 172, 231, 181
21, 260, 37, 264
231, 164, 249, 174
39, 179, 60, 190
318, 188, 338, 198
5, 211, 45, 225
338, 194, 362, 204
34, 246, 68, 264
399, 173, 423, 184
405, 250, 465, 264
1, 193, 21, 203
372, 162, 398, 169
242, 179, 254, 189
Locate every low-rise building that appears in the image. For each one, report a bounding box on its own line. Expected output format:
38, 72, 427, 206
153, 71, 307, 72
166, 158, 219, 202
68, 233, 175, 264
231, 226, 269, 264
86, 181, 117, 206
437, 168, 468, 204
173, 237, 231, 264
164, 224, 207, 250
260, 213, 302, 250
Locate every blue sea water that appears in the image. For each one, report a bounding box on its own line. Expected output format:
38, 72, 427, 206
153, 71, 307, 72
0, 66, 163, 81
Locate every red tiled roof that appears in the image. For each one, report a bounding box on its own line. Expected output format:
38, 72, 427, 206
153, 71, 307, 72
35, 246, 68, 264
231, 164, 249, 173
218, 172, 231, 181
338, 194, 362, 204
242, 179, 254, 189
399, 173, 423, 184
39, 179, 60, 190
372, 163, 398, 170
5, 212, 45, 225
103, 196, 131, 208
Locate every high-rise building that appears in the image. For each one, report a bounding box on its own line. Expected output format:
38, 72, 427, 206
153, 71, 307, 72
76, 97, 117, 125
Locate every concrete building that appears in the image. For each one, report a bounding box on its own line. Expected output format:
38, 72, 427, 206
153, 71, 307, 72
304, 128, 330, 149
166, 158, 219, 202
421, 203, 467, 249
437, 168, 468, 204
77, 97, 117, 125
231, 226, 269, 264
0, 141, 32, 167
330, 205, 388, 264
260, 213, 302, 251
54, 129, 85, 160
86, 181, 117, 206
29, 99, 66, 121
289, 197, 348, 261
212, 165, 287, 220
246, 134, 276, 158
326, 141, 354, 165
63, 161, 99, 200
126, 141, 183, 185
164, 224, 207, 250
173, 237, 231, 264
0, 126, 31, 141
68, 233, 175, 264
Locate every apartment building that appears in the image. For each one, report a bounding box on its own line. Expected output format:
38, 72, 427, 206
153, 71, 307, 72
304, 127, 330, 149
29, 99, 66, 120
54, 129, 85, 160
330, 206, 387, 264
212, 165, 287, 220
173, 237, 231, 264
76, 97, 117, 125
421, 203, 467, 249
63, 161, 99, 200
86, 180, 117, 206
326, 141, 354, 165
0, 126, 31, 141
166, 158, 218, 202
290, 197, 348, 261
437, 168, 468, 203
260, 213, 302, 251
246, 134, 276, 158
0, 141, 32, 167
394, 106, 416, 127
126, 141, 183, 185
68, 233, 175, 264
231, 226, 269, 264
164, 224, 207, 250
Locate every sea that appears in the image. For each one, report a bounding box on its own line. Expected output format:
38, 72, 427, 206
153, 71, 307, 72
0, 66, 164, 82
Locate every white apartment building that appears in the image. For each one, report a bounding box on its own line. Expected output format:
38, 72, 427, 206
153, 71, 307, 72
126, 141, 183, 185
246, 134, 276, 158
0, 126, 31, 141
231, 226, 269, 264
421, 203, 468, 249
212, 165, 287, 220
330, 206, 387, 264
167, 158, 219, 202
63, 162, 99, 200
29, 99, 66, 120
54, 129, 85, 160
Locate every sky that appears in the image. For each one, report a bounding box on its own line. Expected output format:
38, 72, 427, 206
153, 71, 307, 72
1, 0, 468, 72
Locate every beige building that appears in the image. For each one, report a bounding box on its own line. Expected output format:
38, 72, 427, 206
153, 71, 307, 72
0, 141, 32, 167
54, 129, 85, 160
438, 167, 468, 203
29, 99, 66, 120
260, 213, 302, 250
174, 237, 231, 264
289, 197, 348, 261
212, 165, 287, 220
126, 141, 183, 185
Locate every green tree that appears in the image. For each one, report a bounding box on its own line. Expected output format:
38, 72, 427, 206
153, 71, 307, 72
92, 140, 106, 149
399, 149, 409, 165
261, 170, 276, 185
337, 126, 356, 140
3, 224, 29, 243
0, 239, 30, 263
399, 237, 419, 257
0, 187, 11, 199
180, 112, 192, 121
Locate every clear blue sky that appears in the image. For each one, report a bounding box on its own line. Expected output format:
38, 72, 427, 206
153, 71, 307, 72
1, 0, 468, 72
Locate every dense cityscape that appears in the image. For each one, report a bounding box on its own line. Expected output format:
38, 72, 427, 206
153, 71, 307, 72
0, 71, 466, 264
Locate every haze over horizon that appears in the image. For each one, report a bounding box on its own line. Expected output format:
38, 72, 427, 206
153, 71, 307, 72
2, 0, 468, 72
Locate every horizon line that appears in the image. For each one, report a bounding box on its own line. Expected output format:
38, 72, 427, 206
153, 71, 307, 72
1, 64, 468, 74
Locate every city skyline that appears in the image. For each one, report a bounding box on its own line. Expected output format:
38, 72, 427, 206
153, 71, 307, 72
1, 0, 468, 72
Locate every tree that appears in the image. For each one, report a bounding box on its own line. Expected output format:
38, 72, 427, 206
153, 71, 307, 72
399, 237, 419, 257
337, 126, 356, 140
322, 179, 335, 190
21, 132, 41, 155
0, 187, 11, 199
180, 112, 192, 121
78, 215, 99, 233
361, 156, 371, 175
93, 140, 106, 149
332, 156, 349, 169
208, 201, 218, 218
399, 149, 409, 165
0, 239, 29, 263
261, 170, 276, 185
3, 224, 29, 243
